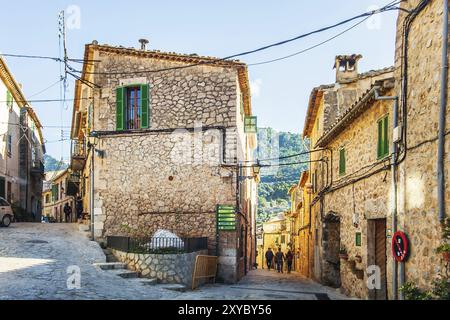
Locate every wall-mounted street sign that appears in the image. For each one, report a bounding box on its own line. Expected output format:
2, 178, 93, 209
217, 205, 236, 231
392, 231, 409, 262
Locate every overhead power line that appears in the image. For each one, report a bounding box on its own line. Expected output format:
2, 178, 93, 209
248, 15, 371, 66
0, 52, 98, 63
69, 0, 401, 76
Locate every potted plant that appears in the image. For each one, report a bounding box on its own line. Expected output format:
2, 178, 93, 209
436, 244, 450, 262
339, 247, 348, 260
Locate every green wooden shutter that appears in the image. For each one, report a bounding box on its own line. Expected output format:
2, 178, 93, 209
140, 84, 149, 129
377, 116, 389, 159
377, 119, 383, 158
339, 148, 346, 175
6, 91, 13, 108
116, 87, 125, 131
51, 185, 57, 202
244, 116, 257, 133
383, 116, 389, 156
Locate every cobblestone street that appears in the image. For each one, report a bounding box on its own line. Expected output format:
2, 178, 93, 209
0, 223, 349, 300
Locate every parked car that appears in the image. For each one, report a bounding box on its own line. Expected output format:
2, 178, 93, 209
0, 197, 14, 227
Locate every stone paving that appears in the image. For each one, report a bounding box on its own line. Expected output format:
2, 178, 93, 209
0, 223, 350, 300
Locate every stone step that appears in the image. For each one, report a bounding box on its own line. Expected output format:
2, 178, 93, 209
129, 278, 158, 286
94, 262, 127, 270
158, 284, 187, 292
108, 269, 140, 279
78, 224, 90, 232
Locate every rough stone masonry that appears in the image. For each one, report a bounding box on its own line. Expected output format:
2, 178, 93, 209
71, 43, 257, 283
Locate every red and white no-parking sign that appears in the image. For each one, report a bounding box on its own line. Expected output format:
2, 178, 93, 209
392, 231, 409, 262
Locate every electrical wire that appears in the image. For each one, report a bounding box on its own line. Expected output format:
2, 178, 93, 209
0, 121, 72, 128
69, 0, 402, 76
28, 78, 64, 99
0, 53, 99, 63
248, 15, 371, 66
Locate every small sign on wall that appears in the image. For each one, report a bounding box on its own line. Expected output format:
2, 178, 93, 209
217, 205, 236, 231
392, 231, 409, 262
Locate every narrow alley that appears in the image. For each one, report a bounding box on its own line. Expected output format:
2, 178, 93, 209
0, 223, 348, 300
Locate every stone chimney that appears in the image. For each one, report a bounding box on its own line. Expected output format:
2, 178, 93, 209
139, 38, 149, 50
334, 54, 362, 83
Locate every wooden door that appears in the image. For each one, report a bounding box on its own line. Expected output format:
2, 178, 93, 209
374, 219, 387, 300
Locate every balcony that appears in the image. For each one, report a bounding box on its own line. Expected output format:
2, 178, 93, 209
70, 139, 87, 171
31, 160, 45, 176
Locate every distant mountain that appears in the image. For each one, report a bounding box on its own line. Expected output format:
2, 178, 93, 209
43, 154, 68, 173
257, 128, 309, 226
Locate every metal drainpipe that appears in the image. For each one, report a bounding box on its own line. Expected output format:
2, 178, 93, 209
90, 144, 95, 241
438, 0, 449, 222
375, 90, 399, 300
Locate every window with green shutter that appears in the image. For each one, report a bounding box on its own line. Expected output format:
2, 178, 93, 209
116, 84, 150, 131
140, 84, 149, 129
244, 116, 257, 133
6, 90, 13, 109
355, 232, 362, 247
339, 147, 346, 176
377, 115, 389, 159
116, 87, 125, 131
51, 184, 58, 202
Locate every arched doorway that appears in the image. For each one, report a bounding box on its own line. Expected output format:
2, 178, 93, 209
322, 212, 341, 288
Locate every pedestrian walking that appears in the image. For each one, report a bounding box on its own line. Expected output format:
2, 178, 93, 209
275, 248, 285, 273
265, 248, 274, 271
286, 250, 294, 273
76, 196, 83, 223
63, 203, 72, 223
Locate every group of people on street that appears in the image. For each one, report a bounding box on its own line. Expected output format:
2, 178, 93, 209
265, 248, 294, 273
63, 196, 84, 223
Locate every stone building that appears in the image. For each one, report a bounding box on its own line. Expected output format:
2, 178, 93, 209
257, 213, 290, 268
70, 41, 258, 283
301, 55, 395, 298
0, 56, 45, 221
299, 0, 450, 300
287, 171, 312, 277
42, 169, 76, 222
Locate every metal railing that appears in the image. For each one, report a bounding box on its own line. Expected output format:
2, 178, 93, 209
71, 139, 86, 158
107, 236, 208, 254
31, 160, 44, 174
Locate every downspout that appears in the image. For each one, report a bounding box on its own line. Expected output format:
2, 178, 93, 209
438, 0, 449, 222
374, 89, 399, 300
89, 144, 95, 241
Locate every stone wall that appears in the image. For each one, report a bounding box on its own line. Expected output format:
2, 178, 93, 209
112, 249, 208, 287
83, 48, 255, 284
321, 95, 392, 299
393, 0, 449, 294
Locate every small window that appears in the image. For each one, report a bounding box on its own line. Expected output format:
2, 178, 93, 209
339, 148, 346, 176
7, 135, 12, 157
116, 84, 149, 131
244, 116, 257, 133
355, 232, 362, 247
281, 235, 286, 244
52, 184, 59, 202
377, 116, 389, 159
6, 90, 13, 109
0, 176, 5, 199
45, 194, 50, 204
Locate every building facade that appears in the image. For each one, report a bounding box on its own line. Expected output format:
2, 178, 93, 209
258, 213, 291, 268
42, 169, 76, 222
299, 0, 449, 300
70, 41, 258, 283
0, 56, 45, 221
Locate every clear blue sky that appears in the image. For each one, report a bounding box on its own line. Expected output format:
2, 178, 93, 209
0, 0, 398, 160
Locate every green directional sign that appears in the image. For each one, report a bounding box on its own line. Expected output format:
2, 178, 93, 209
217, 205, 236, 231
